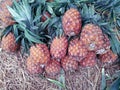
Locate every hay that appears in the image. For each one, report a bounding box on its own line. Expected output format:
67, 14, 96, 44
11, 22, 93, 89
0, 50, 119, 90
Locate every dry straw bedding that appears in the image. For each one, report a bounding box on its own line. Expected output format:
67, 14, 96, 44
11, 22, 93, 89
0, 50, 119, 90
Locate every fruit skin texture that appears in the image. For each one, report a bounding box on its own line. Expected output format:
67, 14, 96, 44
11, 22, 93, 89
62, 8, 82, 36
41, 12, 51, 22
98, 50, 118, 63
45, 60, 61, 76
80, 51, 97, 67
26, 57, 43, 74
61, 56, 78, 71
1, 32, 19, 52
50, 36, 68, 59
0, 0, 15, 27
30, 44, 50, 66
102, 34, 110, 53
80, 24, 110, 54
68, 38, 88, 61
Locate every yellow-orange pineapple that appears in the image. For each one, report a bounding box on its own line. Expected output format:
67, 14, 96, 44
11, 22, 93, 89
61, 56, 78, 72
45, 60, 61, 76
26, 57, 43, 74
80, 24, 110, 54
30, 44, 50, 67
68, 38, 88, 61
98, 50, 117, 63
62, 8, 82, 36
102, 34, 110, 53
80, 51, 97, 67
1, 32, 19, 52
50, 36, 68, 59
0, 0, 15, 27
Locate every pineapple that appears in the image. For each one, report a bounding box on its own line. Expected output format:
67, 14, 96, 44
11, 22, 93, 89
1, 32, 19, 52
62, 8, 82, 36
26, 57, 43, 74
50, 36, 68, 59
80, 24, 110, 54
98, 50, 118, 63
102, 34, 110, 53
61, 56, 78, 72
80, 51, 97, 67
41, 12, 51, 22
68, 38, 88, 61
45, 60, 61, 76
0, 0, 15, 27
30, 44, 50, 67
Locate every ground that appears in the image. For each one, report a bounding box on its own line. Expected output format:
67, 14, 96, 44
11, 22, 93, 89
0, 49, 119, 90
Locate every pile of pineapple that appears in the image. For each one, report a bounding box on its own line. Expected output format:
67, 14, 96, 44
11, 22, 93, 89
0, 0, 119, 77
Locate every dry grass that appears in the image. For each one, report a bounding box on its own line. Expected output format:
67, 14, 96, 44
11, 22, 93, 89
0, 49, 119, 90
